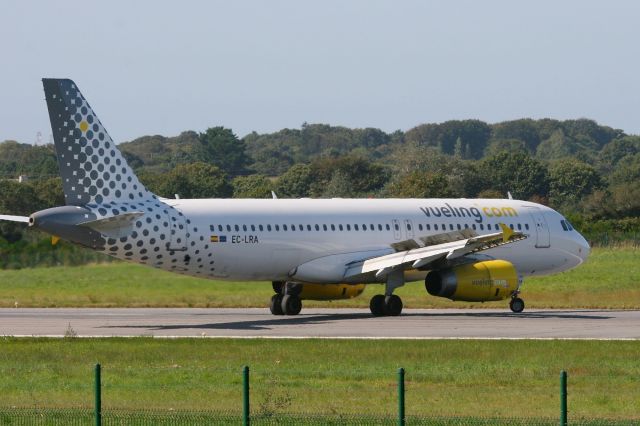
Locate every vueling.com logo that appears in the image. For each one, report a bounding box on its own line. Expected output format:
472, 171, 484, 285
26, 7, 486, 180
419, 203, 518, 223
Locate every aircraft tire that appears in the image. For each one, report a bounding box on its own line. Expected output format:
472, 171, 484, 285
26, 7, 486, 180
369, 294, 386, 316
385, 295, 403, 316
270, 294, 284, 315
281, 294, 302, 315
509, 297, 525, 313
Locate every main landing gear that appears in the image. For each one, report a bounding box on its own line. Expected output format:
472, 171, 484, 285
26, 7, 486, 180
369, 270, 405, 317
270, 281, 302, 316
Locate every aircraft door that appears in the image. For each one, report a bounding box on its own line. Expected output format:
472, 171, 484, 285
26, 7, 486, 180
404, 219, 414, 239
527, 207, 550, 248
391, 219, 401, 240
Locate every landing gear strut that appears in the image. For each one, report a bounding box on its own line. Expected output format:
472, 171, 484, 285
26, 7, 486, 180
369, 270, 405, 316
269, 281, 302, 316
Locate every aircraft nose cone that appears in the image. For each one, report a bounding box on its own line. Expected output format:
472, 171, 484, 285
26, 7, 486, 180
576, 234, 590, 263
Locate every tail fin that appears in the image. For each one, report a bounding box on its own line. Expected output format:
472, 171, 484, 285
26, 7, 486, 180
42, 79, 154, 206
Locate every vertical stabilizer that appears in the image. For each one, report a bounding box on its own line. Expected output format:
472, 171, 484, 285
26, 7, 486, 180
42, 79, 154, 206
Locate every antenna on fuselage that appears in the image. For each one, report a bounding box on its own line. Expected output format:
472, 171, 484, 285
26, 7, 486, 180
271, 191, 278, 199
507, 191, 513, 200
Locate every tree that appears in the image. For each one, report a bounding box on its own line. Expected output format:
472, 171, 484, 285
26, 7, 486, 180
232, 175, 273, 198
0, 180, 41, 243
309, 156, 388, 197
385, 171, 456, 198
199, 127, 249, 176
480, 152, 550, 200
157, 162, 232, 199
275, 164, 313, 198
549, 160, 603, 209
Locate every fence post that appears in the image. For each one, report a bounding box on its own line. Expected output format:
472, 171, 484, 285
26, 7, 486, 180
243, 365, 250, 426
95, 363, 101, 426
398, 368, 405, 426
560, 370, 567, 426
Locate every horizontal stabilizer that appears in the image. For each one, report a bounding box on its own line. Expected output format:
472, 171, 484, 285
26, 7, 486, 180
78, 211, 144, 239
0, 214, 30, 223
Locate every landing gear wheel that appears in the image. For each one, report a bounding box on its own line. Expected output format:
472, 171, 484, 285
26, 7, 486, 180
370, 294, 386, 316
281, 294, 302, 315
270, 294, 284, 315
509, 297, 525, 313
385, 295, 403, 316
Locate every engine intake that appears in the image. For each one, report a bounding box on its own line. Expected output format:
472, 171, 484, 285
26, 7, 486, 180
425, 260, 519, 302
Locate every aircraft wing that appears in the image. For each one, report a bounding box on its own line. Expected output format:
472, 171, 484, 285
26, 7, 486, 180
343, 224, 527, 280
0, 214, 30, 223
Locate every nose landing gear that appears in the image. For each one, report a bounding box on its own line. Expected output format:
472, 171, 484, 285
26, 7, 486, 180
509, 296, 525, 313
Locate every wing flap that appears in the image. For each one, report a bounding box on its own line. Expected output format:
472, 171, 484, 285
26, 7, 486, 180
344, 225, 527, 279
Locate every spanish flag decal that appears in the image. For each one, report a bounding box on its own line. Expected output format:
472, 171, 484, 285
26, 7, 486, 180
210, 235, 227, 243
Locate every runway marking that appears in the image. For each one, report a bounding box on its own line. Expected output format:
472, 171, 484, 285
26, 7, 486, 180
4, 335, 639, 341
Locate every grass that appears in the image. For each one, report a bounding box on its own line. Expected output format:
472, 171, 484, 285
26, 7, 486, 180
0, 338, 637, 419
0, 247, 638, 309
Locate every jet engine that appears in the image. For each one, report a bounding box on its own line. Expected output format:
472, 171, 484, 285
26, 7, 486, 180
298, 283, 366, 301
425, 260, 519, 302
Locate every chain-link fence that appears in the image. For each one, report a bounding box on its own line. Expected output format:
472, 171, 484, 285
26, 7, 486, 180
0, 365, 636, 425
0, 408, 636, 425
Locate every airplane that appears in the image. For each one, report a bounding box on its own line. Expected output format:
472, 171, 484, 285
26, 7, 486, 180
0, 79, 590, 316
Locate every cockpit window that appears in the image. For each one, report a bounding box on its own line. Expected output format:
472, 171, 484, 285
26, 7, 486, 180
566, 221, 574, 231
560, 220, 568, 231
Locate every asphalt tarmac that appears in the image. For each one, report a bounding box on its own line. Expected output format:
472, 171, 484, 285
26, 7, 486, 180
1, 308, 638, 339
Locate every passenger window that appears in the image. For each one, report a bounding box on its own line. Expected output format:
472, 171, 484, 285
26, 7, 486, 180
426, 224, 431, 230
418, 224, 423, 231
378, 224, 383, 231
283, 224, 288, 231
480, 224, 484, 231
363, 224, 367, 231
290, 225, 295, 231
407, 223, 412, 231
226, 225, 231, 232
210, 225, 215, 231
456, 224, 461, 230
267, 224, 272, 231
251, 225, 256, 231
472, 224, 476, 230
307, 224, 312, 231
495, 224, 500, 230
347, 224, 351, 231
525, 223, 530, 231
243, 224, 247, 231
370, 224, 374, 230
235, 224, 240, 232
218, 225, 223, 232
323, 224, 327, 231
434, 224, 438, 230
449, 224, 454, 230
464, 224, 469, 229
517, 224, 522, 230
394, 223, 399, 231
355, 224, 359, 231
259, 224, 264, 231
331, 224, 335, 231
339, 224, 344, 231
509, 224, 514, 230
275, 225, 280, 231
315, 224, 320, 231
386, 224, 391, 231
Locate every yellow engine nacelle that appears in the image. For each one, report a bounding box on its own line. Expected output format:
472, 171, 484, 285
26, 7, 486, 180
298, 283, 366, 301
425, 260, 519, 302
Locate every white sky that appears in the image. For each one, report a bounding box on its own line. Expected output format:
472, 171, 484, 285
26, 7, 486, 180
1, 1, 639, 144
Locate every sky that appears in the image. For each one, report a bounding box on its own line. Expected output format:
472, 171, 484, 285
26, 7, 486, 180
2, 1, 639, 145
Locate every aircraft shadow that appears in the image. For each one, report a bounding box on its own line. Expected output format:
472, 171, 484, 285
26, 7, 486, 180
99, 310, 613, 332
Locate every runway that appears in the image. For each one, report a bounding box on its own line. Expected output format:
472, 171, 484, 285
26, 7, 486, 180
1, 308, 639, 339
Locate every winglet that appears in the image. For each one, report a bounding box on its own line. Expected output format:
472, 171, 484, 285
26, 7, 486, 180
499, 223, 513, 242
